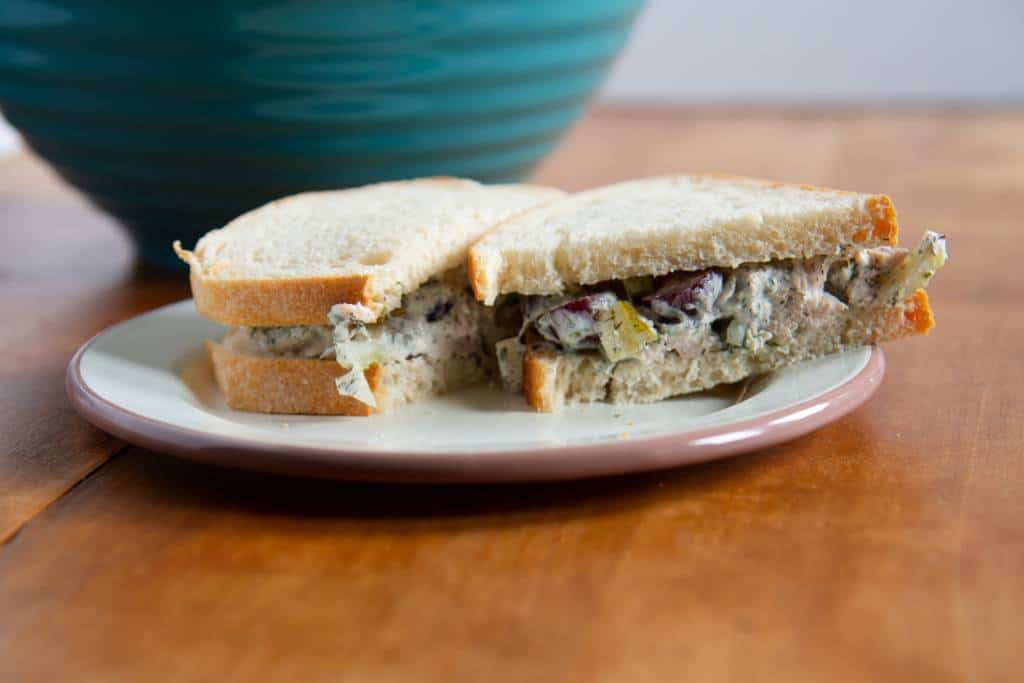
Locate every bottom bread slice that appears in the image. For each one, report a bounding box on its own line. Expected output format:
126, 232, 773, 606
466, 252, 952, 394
522, 289, 933, 412
207, 340, 489, 415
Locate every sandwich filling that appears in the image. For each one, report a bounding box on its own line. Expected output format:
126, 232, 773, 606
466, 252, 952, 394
495, 231, 947, 390
223, 325, 335, 359
327, 277, 500, 407
222, 273, 500, 408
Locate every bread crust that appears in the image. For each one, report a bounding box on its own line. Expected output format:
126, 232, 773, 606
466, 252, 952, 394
190, 268, 369, 327
466, 247, 489, 305
522, 289, 934, 412
864, 195, 899, 244
207, 341, 381, 416
522, 349, 559, 413
904, 288, 934, 334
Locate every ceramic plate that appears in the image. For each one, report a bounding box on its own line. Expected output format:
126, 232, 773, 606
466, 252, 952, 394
67, 300, 884, 483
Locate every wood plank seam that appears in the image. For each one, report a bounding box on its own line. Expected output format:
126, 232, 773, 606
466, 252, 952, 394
0, 444, 128, 548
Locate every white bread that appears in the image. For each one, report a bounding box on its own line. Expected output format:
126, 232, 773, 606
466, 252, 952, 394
523, 290, 933, 412
208, 340, 490, 416
469, 174, 899, 304
176, 178, 564, 326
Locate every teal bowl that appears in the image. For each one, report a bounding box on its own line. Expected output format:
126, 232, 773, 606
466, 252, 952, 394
0, 0, 643, 269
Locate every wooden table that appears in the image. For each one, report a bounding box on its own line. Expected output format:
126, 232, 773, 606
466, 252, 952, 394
1, 110, 1022, 682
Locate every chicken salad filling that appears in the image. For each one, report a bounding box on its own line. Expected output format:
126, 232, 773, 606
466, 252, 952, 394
222, 324, 334, 359
328, 278, 496, 407
495, 231, 947, 390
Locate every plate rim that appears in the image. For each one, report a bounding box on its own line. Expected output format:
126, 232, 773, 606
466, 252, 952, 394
66, 303, 886, 483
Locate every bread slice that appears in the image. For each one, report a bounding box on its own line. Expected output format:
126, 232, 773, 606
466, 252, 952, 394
208, 339, 492, 416
176, 178, 564, 326
207, 341, 379, 416
523, 289, 933, 412
469, 174, 898, 304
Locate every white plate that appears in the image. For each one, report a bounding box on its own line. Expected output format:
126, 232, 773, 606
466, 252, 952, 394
67, 300, 884, 482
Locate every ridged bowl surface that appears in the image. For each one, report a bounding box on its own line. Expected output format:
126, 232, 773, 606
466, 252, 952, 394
0, 0, 642, 268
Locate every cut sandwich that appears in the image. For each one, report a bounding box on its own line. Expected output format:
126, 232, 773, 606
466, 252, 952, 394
175, 177, 564, 415
468, 174, 947, 412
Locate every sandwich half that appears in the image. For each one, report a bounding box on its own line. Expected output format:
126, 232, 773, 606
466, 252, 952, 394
468, 174, 947, 412
175, 177, 563, 415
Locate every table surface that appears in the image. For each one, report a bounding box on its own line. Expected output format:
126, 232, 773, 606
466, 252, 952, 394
1, 109, 1022, 682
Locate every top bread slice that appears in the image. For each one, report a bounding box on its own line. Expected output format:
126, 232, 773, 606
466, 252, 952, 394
468, 174, 899, 304
175, 178, 564, 326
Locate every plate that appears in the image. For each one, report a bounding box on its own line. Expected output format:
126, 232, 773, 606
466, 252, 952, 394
67, 300, 884, 483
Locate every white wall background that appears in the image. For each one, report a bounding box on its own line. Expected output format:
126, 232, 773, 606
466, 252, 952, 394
601, 0, 1024, 104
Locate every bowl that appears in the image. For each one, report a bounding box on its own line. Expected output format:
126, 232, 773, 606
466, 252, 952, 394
0, 0, 643, 269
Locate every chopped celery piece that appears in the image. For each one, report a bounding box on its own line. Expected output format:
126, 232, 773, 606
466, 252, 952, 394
877, 230, 948, 305
596, 301, 657, 362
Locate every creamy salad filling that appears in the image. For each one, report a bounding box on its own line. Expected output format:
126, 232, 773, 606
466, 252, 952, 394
224, 275, 498, 409
495, 231, 947, 390
327, 278, 497, 407
222, 325, 334, 359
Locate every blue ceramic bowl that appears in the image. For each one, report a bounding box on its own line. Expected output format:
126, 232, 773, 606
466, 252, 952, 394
0, 0, 642, 268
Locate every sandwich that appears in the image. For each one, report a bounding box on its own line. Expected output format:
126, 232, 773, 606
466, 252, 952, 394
174, 177, 563, 415
467, 174, 947, 412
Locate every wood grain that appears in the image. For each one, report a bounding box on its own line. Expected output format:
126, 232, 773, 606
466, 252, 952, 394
0, 157, 189, 543
1, 110, 1022, 682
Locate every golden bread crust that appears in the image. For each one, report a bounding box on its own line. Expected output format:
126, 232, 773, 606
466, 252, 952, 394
191, 270, 369, 327
466, 248, 487, 306
207, 341, 381, 416
904, 288, 934, 334
522, 350, 557, 412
